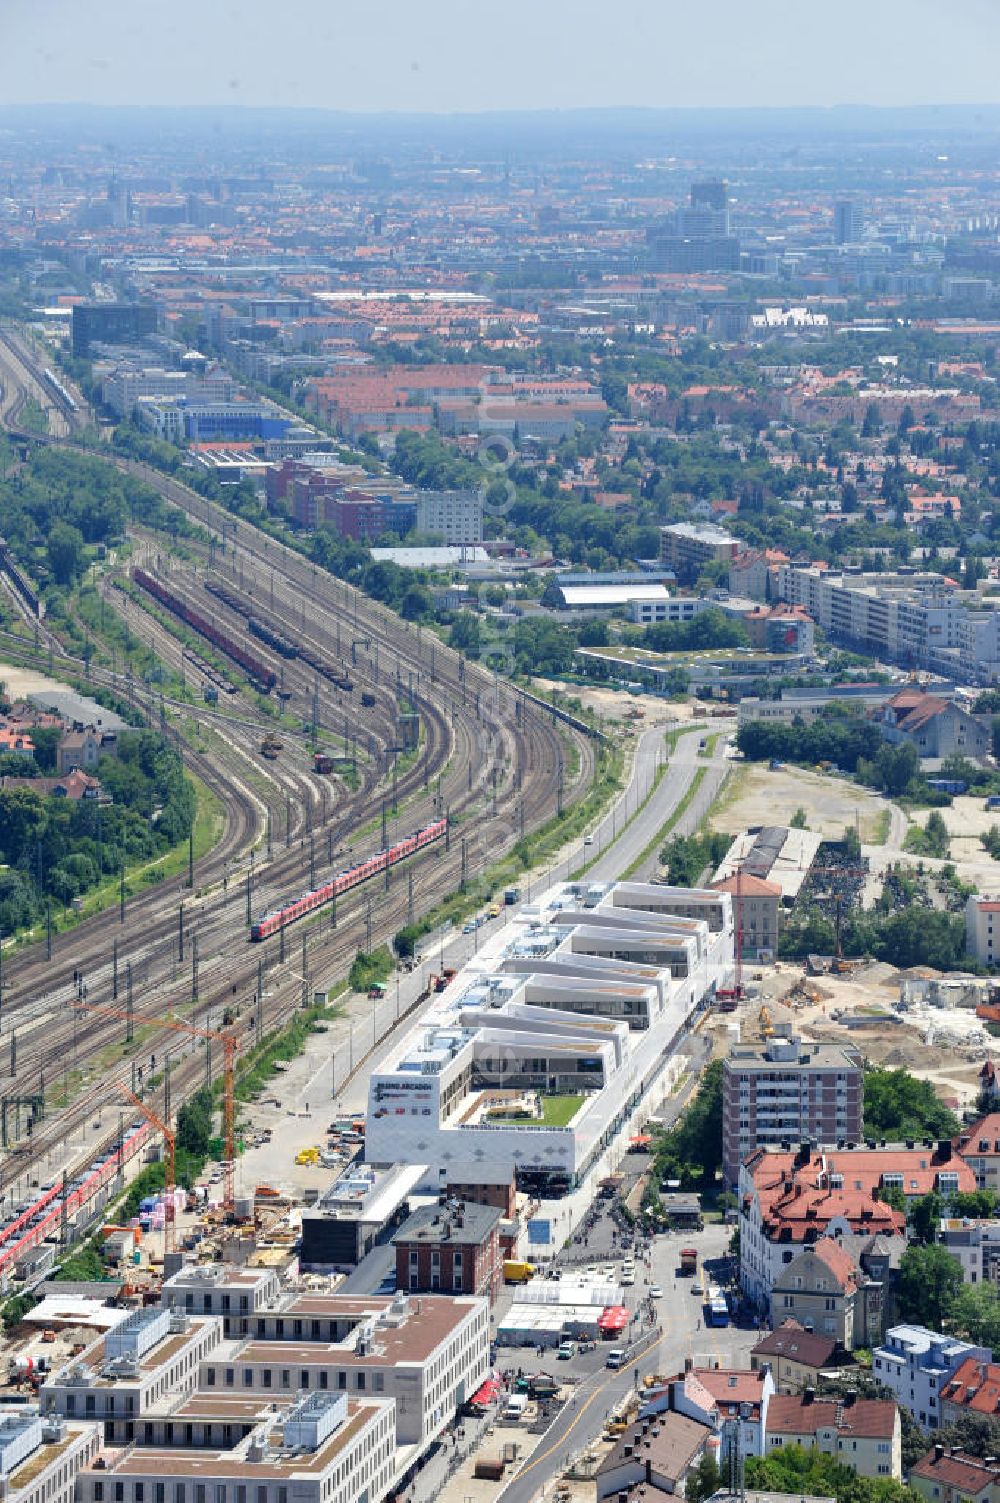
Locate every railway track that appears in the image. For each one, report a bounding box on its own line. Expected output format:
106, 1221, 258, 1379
0, 362, 595, 1219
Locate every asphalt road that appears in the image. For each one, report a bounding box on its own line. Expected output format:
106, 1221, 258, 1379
538, 720, 732, 886
494, 1222, 760, 1503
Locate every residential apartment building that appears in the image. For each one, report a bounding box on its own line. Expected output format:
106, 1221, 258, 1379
75, 1393, 396, 1503
771, 563, 1000, 683
871, 1326, 989, 1430
641, 1367, 773, 1462
596, 1411, 711, 1500
938, 1216, 1000, 1283
764, 1394, 900, 1480
391, 1200, 503, 1301
739, 1143, 972, 1308
414, 489, 483, 545
769, 1239, 882, 1350
750, 1323, 839, 1393
41, 1308, 222, 1442
722, 1037, 863, 1188
711, 873, 782, 965
659, 523, 741, 583
879, 690, 990, 760
956, 1112, 1000, 1189
199, 1291, 489, 1448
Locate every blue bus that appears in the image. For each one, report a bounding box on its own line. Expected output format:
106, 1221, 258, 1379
706, 1294, 730, 1328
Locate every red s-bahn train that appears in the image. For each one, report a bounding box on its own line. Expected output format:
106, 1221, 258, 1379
133, 568, 277, 693
0, 1119, 151, 1280
251, 817, 447, 941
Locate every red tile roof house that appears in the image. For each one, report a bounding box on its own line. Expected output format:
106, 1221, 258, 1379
639, 1366, 774, 1461
769, 1239, 882, 1350
738, 1143, 972, 1307
939, 1357, 1000, 1427
765, 1392, 901, 1480
911, 1447, 1000, 1503
877, 689, 990, 760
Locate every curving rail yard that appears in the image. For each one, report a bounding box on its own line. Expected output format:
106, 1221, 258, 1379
0, 336, 599, 1271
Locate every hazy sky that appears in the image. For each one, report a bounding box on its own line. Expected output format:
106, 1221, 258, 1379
3, 0, 999, 113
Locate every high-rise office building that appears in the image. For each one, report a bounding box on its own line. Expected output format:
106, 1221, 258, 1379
691, 179, 731, 230
646, 179, 738, 271
834, 200, 864, 244
72, 302, 158, 358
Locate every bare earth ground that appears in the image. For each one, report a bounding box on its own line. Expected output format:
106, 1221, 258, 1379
710, 762, 889, 843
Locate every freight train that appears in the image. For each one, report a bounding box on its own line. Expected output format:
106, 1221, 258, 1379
133, 568, 277, 693
248, 617, 298, 660
0, 1118, 151, 1280
251, 816, 447, 940
203, 577, 353, 691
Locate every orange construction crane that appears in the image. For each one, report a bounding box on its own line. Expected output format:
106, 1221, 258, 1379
116, 1081, 176, 1256
69, 999, 240, 1218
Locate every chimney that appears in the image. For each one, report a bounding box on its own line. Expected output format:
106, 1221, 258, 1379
938, 1140, 953, 1162
843, 1391, 856, 1407
685, 1357, 693, 1373
803, 1387, 815, 1406
934, 1444, 944, 1463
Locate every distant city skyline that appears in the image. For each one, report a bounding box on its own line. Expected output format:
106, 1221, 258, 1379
3, 0, 999, 114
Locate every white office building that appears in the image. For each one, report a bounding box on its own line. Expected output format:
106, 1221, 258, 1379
365, 879, 734, 1195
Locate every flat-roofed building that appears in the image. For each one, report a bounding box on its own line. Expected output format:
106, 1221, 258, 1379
365, 879, 733, 1197
76, 1393, 395, 1503
722, 1036, 863, 1187
41, 1310, 222, 1443
160, 1267, 280, 1339
659, 523, 741, 583
300, 1163, 432, 1271
199, 1291, 488, 1449
871, 1326, 988, 1430
0, 1412, 101, 1503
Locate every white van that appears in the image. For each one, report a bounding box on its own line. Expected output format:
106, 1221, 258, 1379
606, 1348, 627, 1369
503, 1394, 528, 1421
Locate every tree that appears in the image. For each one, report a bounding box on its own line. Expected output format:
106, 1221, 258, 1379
399, 584, 432, 622
950, 1189, 1000, 1219
895, 1243, 963, 1329
46, 520, 85, 586
685, 1453, 722, 1503
934, 1410, 1000, 1459
790, 808, 808, 829
862, 403, 882, 438
652, 1059, 724, 1189
176, 1088, 213, 1159
746, 1443, 914, 1503
908, 1190, 943, 1246
863, 1067, 960, 1142
449, 611, 481, 659
950, 1280, 1000, 1350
